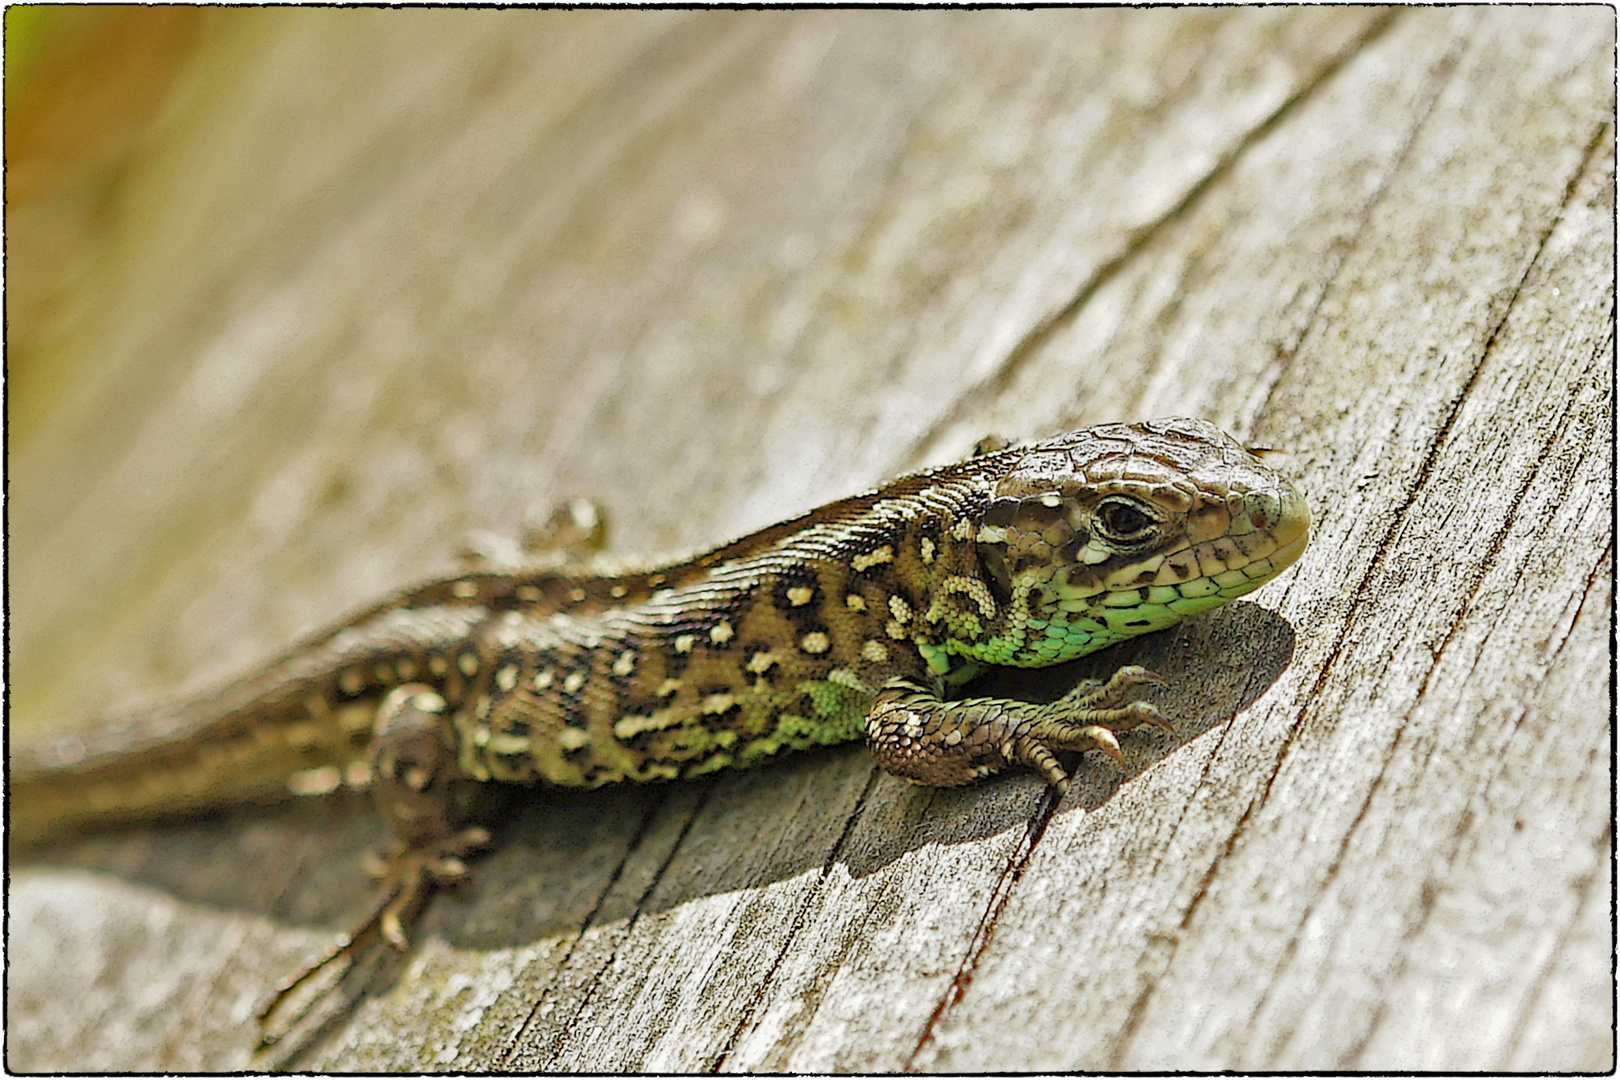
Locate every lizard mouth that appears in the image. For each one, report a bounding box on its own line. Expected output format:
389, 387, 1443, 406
1267, 524, 1310, 575
1216, 482, 1309, 595
1261, 484, 1311, 575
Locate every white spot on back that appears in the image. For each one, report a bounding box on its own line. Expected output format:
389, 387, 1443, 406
851, 546, 894, 572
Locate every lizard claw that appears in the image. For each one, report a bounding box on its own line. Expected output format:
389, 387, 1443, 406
1078, 725, 1126, 768
1008, 722, 1125, 782
1123, 665, 1168, 689
1059, 667, 1176, 740
1063, 665, 1165, 709
1107, 700, 1175, 737
1142, 706, 1176, 737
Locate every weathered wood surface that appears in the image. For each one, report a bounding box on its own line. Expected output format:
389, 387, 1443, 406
8, 8, 1612, 1072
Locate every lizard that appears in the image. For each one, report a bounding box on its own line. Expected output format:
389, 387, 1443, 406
9, 416, 1309, 1030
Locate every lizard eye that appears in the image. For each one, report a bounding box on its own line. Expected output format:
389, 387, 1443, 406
1095, 498, 1157, 543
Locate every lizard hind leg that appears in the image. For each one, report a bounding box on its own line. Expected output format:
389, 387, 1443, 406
521, 496, 608, 557
257, 685, 490, 1042
362, 684, 492, 947
458, 496, 609, 568
969, 434, 1012, 458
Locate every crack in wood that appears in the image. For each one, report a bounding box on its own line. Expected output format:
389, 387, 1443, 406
907, 10, 1404, 464
905, 782, 1065, 1070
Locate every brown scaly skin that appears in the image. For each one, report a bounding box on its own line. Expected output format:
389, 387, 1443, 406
9, 417, 1309, 1033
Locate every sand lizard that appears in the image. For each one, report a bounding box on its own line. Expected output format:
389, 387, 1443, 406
10, 417, 1309, 1027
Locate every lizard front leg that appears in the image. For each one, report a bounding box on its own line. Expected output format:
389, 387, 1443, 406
866, 666, 1173, 794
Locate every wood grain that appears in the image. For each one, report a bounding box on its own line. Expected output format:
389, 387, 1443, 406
8, 8, 1611, 1071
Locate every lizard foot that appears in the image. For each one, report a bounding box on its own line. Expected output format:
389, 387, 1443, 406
456, 497, 608, 567
258, 684, 489, 1044
361, 826, 493, 950
1055, 665, 1175, 735
969, 434, 1013, 457
256, 826, 490, 1044
868, 671, 1177, 794
522, 496, 607, 557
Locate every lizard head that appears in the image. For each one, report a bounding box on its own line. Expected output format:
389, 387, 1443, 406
963, 417, 1309, 667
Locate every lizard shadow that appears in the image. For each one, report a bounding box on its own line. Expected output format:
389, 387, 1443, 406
17, 600, 1295, 1060
619, 596, 1301, 896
